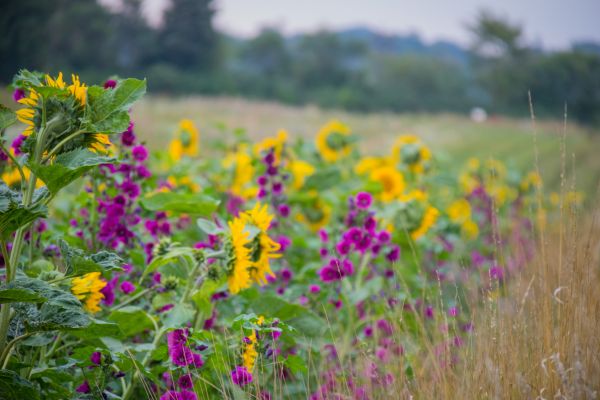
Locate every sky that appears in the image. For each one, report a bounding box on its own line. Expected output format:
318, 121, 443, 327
138, 0, 600, 49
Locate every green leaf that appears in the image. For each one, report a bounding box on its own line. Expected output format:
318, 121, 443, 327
140, 246, 194, 280
59, 240, 122, 276
0, 104, 17, 131
71, 318, 122, 339
140, 192, 220, 215
197, 218, 224, 235
304, 168, 342, 191
85, 78, 146, 134
0, 370, 40, 400
0, 183, 47, 240
108, 306, 155, 337
284, 354, 308, 374
7, 277, 90, 332
29, 148, 116, 194
162, 303, 195, 329
0, 288, 46, 304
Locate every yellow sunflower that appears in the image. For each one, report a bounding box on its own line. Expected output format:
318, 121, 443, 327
254, 130, 288, 165
16, 72, 87, 137
391, 134, 431, 174
447, 199, 471, 224
222, 144, 256, 199
370, 166, 405, 202
169, 119, 200, 161
411, 206, 440, 241
242, 315, 264, 372
354, 156, 386, 176
71, 272, 107, 313
315, 120, 353, 162
241, 203, 281, 285
296, 196, 332, 232
226, 217, 252, 294
288, 159, 315, 189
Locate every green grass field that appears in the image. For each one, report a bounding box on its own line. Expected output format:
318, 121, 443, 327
132, 95, 600, 196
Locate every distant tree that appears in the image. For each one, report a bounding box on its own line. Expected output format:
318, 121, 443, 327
159, 0, 218, 71
468, 10, 526, 59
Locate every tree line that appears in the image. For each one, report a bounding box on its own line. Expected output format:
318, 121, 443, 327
1, 0, 599, 124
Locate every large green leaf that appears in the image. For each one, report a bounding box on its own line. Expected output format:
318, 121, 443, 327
0, 104, 17, 131
0, 184, 47, 240
108, 306, 155, 337
0, 370, 40, 400
0, 288, 46, 304
59, 240, 123, 276
84, 78, 146, 134
29, 148, 115, 194
140, 192, 220, 215
7, 277, 90, 333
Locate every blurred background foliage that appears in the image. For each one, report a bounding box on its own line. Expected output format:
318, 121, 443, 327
1, 0, 599, 125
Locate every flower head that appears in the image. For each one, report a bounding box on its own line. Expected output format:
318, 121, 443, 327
71, 272, 107, 313
241, 203, 281, 285
316, 120, 353, 162
169, 119, 199, 161
231, 366, 253, 386
226, 217, 252, 294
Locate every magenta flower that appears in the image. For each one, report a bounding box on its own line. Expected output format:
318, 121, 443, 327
120, 280, 135, 294
132, 145, 148, 162
177, 374, 193, 389
355, 192, 373, 209
231, 366, 253, 386
76, 380, 90, 393
103, 79, 117, 89
160, 390, 197, 400
90, 351, 102, 365
12, 88, 25, 102
386, 245, 400, 262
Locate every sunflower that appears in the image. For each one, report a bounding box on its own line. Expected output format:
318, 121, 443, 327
391, 135, 431, 174
296, 195, 332, 232
241, 203, 281, 285
222, 144, 256, 199
411, 206, 439, 241
288, 159, 315, 189
370, 166, 405, 202
169, 119, 200, 161
226, 217, 252, 294
315, 120, 353, 162
447, 199, 471, 224
71, 272, 107, 313
254, 130, 287, 166
354, 156, 385, 176
242, 315, 264, 372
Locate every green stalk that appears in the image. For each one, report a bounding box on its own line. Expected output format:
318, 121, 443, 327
0, 113, 60, 354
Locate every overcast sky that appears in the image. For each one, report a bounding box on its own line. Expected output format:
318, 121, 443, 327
138, 0, 600, 49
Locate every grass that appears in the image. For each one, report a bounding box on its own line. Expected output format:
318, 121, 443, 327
131, 95, 600, 197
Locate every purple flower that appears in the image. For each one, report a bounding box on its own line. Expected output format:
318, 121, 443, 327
277, 204, 290, 218
336, 241, 351, 256
178, 374, 193, 389
121, 123, 136, 146
376, 319, 393, 335
104, 79, 117, 89
378, 231, 391, 243
277, 235, 291, 252
489, 265, 504, 280
448, 306, 459, 317
344, 227, 363, 244
160, 390, 198, 400
76, 380, 90, 393
319, 260, 345, 283
280, 268, 292, 281
425, 305, 434, 319
11, 134, 26, 156
191, 353, 204, 368
363, 217, 376, 233
132, 145, 148, 162
90, 351, 102, 365
120, 280, 135, 294
12, 88, 25, 102
386, 245, 400, 262
318, 229, 329, 243
341, 259, 354, 275
355, 192, 373, 209
309, 284, 320, 294
231, 366, 253, 386
364, 325, 373, 337
136, 165, 152, 179
257, 175, 268, 186
272, 182, 283, 195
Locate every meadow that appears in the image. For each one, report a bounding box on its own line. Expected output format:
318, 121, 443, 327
0, 73, 598, 400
